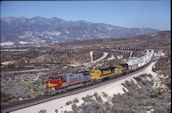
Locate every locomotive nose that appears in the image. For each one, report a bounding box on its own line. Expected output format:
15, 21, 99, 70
47, 82, 52, 87
46, 81, 57, 88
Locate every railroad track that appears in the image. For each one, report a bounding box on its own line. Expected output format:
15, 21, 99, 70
1, 61, 152, 113
1, 68, 51, 76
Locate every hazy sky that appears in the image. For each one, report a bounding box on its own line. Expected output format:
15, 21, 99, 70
1, 0, 171, 30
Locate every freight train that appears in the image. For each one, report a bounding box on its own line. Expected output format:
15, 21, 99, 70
44, 49, 154, 96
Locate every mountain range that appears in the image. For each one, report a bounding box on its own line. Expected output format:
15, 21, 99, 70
1, 16, 160, 46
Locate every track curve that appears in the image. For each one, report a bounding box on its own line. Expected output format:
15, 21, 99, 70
1, 61, 153, 113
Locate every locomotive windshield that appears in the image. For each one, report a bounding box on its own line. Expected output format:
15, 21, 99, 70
49, 78, 57, 80
49, 77, 62, 81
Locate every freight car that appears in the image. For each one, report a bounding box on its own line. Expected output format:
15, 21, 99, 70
44, 49, 154, 96
127, 49, 154, 70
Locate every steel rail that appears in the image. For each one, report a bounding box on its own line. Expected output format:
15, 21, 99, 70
1, 61, 152, 113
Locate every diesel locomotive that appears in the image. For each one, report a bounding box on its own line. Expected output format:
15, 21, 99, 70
44, 49, 154, 96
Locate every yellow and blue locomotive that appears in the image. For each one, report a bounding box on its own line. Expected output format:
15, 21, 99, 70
90, 64, 128, 81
